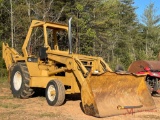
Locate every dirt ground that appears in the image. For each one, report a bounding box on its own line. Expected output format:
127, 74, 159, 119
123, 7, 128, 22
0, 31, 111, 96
0, 80, 160, 120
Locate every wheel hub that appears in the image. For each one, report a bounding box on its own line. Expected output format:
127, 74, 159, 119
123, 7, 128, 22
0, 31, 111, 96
13, 71, 22, 90
48, 85, 56, 101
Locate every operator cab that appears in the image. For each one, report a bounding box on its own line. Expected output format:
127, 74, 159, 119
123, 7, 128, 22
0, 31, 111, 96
26, 20, 69, 62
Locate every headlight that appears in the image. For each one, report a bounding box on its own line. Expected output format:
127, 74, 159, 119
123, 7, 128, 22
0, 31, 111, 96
27, 57, 38, 62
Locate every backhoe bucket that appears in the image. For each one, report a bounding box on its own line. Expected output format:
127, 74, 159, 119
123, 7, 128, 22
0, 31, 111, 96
81, 72, 156, 117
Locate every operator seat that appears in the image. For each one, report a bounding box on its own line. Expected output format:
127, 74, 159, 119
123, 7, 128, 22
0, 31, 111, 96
39, 46, 48, 62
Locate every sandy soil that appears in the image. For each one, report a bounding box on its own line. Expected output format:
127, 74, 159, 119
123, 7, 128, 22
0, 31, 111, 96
0, 81, 160, 120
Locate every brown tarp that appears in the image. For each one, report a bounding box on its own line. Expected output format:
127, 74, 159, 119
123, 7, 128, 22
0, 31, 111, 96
128, 60, 160, 73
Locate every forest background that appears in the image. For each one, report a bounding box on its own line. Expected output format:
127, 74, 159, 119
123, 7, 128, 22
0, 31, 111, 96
0, 0, 160, 75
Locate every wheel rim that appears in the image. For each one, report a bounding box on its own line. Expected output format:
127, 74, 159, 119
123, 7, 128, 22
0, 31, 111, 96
47, 85, 56, 101
13, 71, 22, 91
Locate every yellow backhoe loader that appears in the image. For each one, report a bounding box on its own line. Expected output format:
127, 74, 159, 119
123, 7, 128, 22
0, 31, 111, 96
2, 18, 155, 117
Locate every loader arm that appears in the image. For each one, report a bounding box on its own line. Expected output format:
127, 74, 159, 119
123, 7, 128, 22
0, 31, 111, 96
47, 50, 111, 84
2, 43, 24, 70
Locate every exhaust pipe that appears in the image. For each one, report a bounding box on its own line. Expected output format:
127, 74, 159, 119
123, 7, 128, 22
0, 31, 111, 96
68, 17, 72, 54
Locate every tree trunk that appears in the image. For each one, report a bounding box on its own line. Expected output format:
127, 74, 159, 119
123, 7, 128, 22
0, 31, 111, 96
25, 0, 31, 22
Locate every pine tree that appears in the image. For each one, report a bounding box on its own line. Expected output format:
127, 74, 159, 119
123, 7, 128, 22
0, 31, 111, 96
141, 2, 160, 59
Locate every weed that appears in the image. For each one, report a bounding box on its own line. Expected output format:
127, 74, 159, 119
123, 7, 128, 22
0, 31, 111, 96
39, 112, 60, 118
0, 111, 16, 119
66, 118, 74, 120
0, 103, 22, 109
139, 115, 160, 119
0, 77, 7, 83
0, 96, 13, 99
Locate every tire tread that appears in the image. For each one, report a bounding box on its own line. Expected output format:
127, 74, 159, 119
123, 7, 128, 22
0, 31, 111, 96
10, 62, 34, 99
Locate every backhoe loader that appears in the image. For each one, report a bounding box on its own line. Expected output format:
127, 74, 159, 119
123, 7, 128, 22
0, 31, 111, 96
2, 18, 155, 117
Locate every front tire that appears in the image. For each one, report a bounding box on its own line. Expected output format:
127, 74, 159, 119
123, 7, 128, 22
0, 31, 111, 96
10, 62, 34, 98
45, 80, 65, 106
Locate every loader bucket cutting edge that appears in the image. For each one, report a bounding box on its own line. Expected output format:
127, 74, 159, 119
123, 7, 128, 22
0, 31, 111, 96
81, 72, 156, 117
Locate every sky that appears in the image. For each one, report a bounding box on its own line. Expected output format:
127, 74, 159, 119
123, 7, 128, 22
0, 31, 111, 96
134, 0, 160, 22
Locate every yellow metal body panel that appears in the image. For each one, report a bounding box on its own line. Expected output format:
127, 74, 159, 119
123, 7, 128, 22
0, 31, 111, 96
30, 72, 80, 94
26, 62, 41, 76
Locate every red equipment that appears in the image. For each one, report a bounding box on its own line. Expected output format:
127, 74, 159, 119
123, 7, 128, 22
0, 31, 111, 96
128, 60, 160, 96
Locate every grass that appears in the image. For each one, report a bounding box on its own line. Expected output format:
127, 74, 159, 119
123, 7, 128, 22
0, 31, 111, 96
0, 78, 21, 109
0, 75, 74, 120
0, 76, 10, 90
0, 111, 16, 119
139, 115, 160, 119
39, 112, 60, 118
0, 96, 13, 99
38, 112, 74, 120
0, 76, 8, 83
0, 103, 22, 109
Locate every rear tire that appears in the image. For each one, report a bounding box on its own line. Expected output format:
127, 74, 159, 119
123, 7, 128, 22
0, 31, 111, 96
10, 62, 34, 98
45, 80, 65, 106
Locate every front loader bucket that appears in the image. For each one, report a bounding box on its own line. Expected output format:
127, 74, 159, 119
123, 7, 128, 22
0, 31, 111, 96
81, 72, 156, 117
